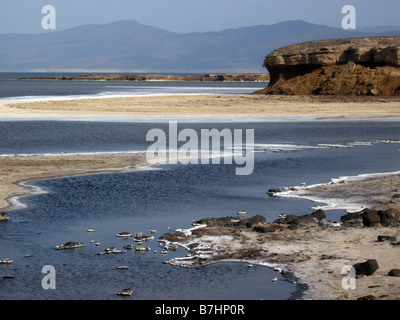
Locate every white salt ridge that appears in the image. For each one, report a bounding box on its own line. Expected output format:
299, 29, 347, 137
276, 170, 400, 213
251, 139, 400, 154
6, 181, 48, 212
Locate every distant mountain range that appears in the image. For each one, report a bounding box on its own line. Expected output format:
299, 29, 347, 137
0, 20, 399, 73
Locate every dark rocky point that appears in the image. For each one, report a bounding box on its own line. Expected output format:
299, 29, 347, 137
257, 37, 400, 96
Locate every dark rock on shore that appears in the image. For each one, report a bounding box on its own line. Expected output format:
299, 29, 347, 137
237, 215, 266, 228
357, 295, 377, 300
377, 208, 400, 227
192, 215, 267, 229
388, 269, 400, 277
193, 216, 239, 228
273, 209, 326, 228
253, 223, 281, 233
377, 235, 397, 242
361, 209, 382, 227
341, 208, 400, 227
340, 211, 363, 226
353, 259, 379, 278
310, 209, 326, 221
158, 231, 187, 242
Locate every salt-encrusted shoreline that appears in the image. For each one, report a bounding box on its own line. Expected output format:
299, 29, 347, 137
157, 172, 400, 300
272, 171, 400, 213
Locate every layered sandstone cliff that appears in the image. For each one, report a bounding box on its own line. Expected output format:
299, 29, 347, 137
256, 37, 400, 96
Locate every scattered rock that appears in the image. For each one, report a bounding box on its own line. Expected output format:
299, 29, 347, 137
193, 216, 240, 228
55, 241, 85, 250
388, 269, 400, 277
135, 244, 148, 252
341, 208, 400, 227
0, 212, 8, 221
253, 223, 281, 233
310, 209, 326, 221
377, 208, 400, 227
340, 211, 363, 226
116, 231, 132, 238
361, 209, 381, 227
0, 258, 13, 264
357, 295, 377, 300
273, 209, 325, 227
158, 231, 188, 242
117, 288, 132, 296
344, 61, 356, 72
292, 215, 319, 227
377, 235, 397, 242
392, 194, 400, 199
267, 188, 281, 196
353, 259, 379, 278
238, 215, 266, 228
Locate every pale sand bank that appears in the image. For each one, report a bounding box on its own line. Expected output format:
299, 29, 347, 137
1, 94, 400, 119
0, 153, 148, 211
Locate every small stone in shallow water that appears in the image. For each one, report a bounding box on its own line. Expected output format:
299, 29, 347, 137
117, 288, 132, 296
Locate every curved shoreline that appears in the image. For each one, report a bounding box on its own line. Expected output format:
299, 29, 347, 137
157, 171, 400, 300
0, 152, 150, 212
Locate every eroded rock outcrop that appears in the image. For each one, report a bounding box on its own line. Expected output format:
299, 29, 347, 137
256, 37, 400, 96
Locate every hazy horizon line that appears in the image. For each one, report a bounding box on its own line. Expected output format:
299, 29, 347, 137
1, 18, 400, 36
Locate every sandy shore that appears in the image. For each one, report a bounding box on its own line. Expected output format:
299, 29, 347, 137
1, 94, 400, 119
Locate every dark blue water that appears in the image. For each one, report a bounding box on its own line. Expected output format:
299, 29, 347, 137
0, 120, 399, 300
1, 120, 399, 155
0, 72, 267, 100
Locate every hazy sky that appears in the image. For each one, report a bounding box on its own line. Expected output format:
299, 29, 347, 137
0, 0, 399, 34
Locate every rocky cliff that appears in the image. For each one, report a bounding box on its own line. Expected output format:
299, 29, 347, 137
256, 37, 400, 96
